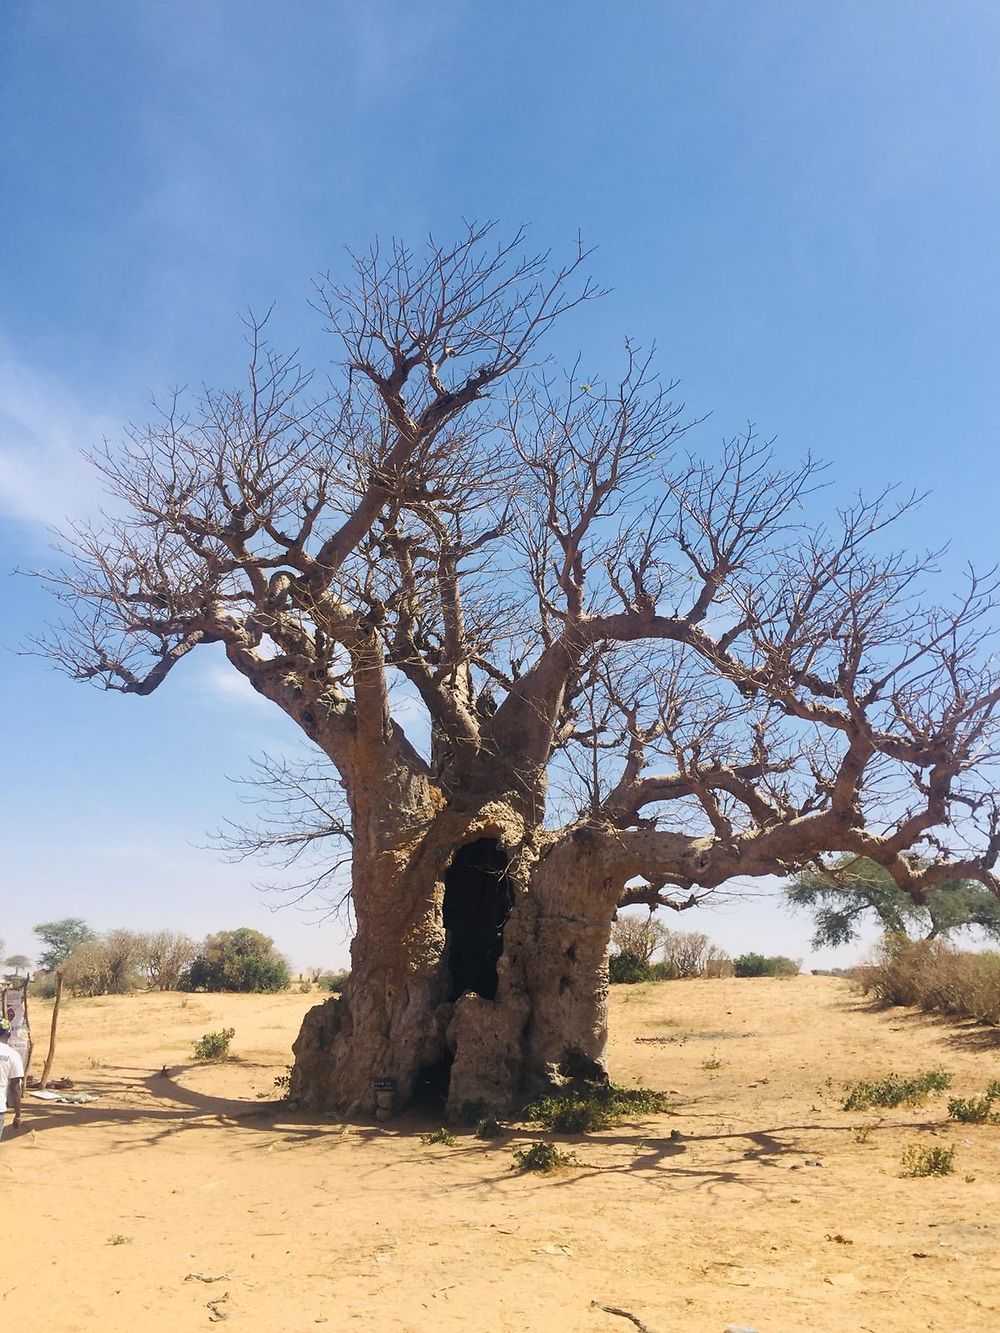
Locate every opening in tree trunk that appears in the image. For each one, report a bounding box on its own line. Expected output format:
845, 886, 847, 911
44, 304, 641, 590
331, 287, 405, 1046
443, 838, 514, 1001
411, 1055, 454, 1113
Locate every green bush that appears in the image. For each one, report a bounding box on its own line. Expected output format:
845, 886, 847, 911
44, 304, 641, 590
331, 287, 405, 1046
28, 973, 60, 1000
475, 1117, 504, 1139
947, 1083, 1000, 1124
608, 951, 651, 984
647, 961, 675, 981
733, 953, 800, 978
948, 1094, 999, 1124
523, 1083, 671, 1133
183, 928, 290, 994
510, 1142, 576, 1173
317, 970, 351, 993
901, 1143, 956, 1177
842, 1070, 951, 1111
734, 952, 778, 977
420, 1127, 455, 1146
193, 1027, 235, 1061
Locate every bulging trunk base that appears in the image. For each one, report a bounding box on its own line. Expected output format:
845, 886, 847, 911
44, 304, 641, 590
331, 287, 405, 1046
290, 825, 621, 1120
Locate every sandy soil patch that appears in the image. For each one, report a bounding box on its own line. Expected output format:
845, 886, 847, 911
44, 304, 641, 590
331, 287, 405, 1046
4, 976, 998, 1332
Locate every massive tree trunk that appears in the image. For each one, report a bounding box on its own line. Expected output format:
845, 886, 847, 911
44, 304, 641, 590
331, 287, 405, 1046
291, 800, 622, 1120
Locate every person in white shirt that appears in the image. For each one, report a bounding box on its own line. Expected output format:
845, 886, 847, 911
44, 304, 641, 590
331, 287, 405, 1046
0, 1026, 24, 1140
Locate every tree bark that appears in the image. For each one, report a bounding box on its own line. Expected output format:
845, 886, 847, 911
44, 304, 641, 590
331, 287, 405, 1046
290, 804, 622, 1120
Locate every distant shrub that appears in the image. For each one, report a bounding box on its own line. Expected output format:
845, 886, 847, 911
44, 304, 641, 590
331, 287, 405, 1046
61, 930, 147, 996
703, 956, 735, 979
856, 936, 1000, 1026
28, 973, 60, 1000
317, 970, 351, 993
142, 930, 197, 990
661, 931, 717, 978
842, 1070, 951, 1111
771, 955, 801, 976
734, 952, 777, 977
510, 1142, 576, 1173
183, 928, 290, 993
193, 1027, 235, 1061
608, 951, 650, 984
734, 953, 800, 978
524, 1083, 671, 1133
475, 1117, 504, 1139
646, 960, 674, 981
901, 1143, 956, 1177
58, 928, 199, 997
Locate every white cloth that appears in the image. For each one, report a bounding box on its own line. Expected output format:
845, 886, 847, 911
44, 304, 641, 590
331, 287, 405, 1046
4, 993, 30, 1065
0, 1043, 25, 1105
8, 1034, 29, 1066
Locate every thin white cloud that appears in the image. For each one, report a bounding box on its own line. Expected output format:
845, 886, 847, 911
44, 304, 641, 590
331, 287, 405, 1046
0, 342, 117, 529
198, 663, 272, 709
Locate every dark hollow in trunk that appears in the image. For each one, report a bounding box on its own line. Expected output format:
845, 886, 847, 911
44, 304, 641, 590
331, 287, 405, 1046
443, 838, 515, 1001
411, 1055, 454, 1113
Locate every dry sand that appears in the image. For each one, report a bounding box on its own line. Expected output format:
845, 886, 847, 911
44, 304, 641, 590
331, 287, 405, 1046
4, 976, 998, 1332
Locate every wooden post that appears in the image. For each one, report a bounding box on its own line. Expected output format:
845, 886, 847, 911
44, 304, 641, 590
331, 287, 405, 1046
21, 976, 31, 1073
39, 972, 64, 1090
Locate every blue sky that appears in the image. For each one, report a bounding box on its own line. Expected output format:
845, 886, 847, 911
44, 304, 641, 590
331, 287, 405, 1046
2, 2, 999, 970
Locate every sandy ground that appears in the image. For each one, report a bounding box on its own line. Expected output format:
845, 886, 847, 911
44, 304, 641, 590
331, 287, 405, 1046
3, 976, 998, 1333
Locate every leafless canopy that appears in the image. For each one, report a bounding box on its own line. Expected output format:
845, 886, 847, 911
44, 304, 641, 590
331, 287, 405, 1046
35, 223, 1000, 912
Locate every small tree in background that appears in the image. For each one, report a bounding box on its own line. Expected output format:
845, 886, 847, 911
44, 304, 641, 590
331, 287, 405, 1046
101, 929, 146, 993
33, 918, 96, 972
62, 930, 149, 996
61, 940, 116, 996
609, 918, 726, 981
142, 930, 198, 990
4, 954, 31, 977
662, 930, 717, 978
610, 914, 671, 966
786, 856, 1000, 950
184, 928, 290, 993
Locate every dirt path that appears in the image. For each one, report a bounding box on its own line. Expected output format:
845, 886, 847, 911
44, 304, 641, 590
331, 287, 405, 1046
4, 977, 997, 1332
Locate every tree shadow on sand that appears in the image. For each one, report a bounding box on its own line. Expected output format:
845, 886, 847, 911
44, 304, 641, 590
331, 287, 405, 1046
849, 994, 1000, 1051
10, 1060, 954, 1209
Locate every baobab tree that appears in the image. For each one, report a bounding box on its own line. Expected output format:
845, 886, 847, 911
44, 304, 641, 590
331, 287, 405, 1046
38, 225, 1000, 1117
